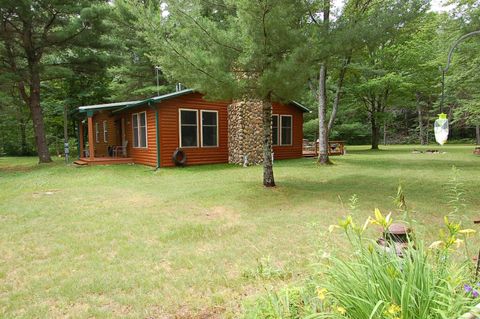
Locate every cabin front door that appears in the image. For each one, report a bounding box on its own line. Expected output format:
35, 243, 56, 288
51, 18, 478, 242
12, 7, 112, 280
115, 118, 126, 146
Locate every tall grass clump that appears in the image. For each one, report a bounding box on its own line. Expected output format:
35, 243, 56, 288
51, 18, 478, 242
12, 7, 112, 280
244, 209, 479, 319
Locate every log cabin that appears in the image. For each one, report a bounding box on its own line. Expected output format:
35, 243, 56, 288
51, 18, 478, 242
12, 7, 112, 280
74, 89, 309, 167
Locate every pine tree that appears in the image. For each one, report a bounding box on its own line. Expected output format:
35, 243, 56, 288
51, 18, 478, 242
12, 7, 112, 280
126, 0, 311, 187
108, 1, 172, 101
0, 1, 109, 163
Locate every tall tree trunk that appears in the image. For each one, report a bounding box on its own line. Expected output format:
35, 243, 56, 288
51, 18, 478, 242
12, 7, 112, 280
318, 64, 331, 164
416, 92, 425, 145
28, 63, 52, 163
19, 117, 27, 155
316, 0, 331, 165
426, 113, 430, 145
327, 56, 351, 132
371, 113, 380, 150
383, 121, 387, 146
262, 98, 275, 187
476, 124, 480, 145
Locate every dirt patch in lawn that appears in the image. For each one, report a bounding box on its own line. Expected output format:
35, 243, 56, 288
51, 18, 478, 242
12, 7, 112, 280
202, 206, 240, 223
173, 306, 225, 319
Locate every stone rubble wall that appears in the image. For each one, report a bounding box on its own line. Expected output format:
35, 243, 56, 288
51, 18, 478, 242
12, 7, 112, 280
228, 100, 264, 165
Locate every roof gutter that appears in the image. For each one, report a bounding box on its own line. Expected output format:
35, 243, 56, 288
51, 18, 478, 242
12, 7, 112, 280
290, 101, 311, 113
112, 89, 195, 114
113, 98, 154, 114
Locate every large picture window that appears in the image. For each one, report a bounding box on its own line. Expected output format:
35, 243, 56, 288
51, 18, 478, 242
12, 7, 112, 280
272, 115, 279, 146
132, 112, 147, 148
201, 111, 218, 147
280, 115, 292, 145
180, 109, 198, 147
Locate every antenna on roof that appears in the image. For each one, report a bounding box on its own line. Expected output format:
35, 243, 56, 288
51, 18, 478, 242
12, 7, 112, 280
175, 83, 184, 92
155, 66, 161, 96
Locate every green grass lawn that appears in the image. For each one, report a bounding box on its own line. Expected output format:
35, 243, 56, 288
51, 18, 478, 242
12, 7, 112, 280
1, 145, 479, 318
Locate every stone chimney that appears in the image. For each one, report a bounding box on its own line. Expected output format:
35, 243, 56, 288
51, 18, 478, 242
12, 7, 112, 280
228, 100, 264, 165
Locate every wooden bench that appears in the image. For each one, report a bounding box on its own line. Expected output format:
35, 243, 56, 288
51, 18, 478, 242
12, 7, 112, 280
302, 140, 346, 157
328, 140, 345, 156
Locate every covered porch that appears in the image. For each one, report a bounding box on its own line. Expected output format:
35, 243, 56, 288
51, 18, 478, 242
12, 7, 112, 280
74, 101, 139, 166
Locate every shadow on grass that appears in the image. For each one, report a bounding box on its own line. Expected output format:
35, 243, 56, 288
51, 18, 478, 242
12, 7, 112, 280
343, 155, 478, 172
0, 158, 60, 174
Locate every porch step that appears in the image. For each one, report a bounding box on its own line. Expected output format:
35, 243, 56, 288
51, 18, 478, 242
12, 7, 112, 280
76, 157, 134, 165
74, 160, 88, 166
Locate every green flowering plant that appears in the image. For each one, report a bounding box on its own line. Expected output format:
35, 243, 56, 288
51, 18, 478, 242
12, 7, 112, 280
316, 210, 478, 319
245, 177, 478, 319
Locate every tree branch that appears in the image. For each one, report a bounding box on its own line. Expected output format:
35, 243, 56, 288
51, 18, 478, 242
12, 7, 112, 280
162, 35, 226, 84
174, 8, 242, 53
304, 0, 320, 26
328, 55, 351, 132
45, 23, 88, 48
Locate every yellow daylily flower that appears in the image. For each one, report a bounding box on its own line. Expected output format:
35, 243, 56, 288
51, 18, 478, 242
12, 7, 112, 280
317, 288, 328, 301
374, 208, 382, 220
371, 208, 392, 228
387, 303, 401, 315
362, 217, 371, 231
459, 229, 476, 236
329, 225, 340, 233
336, 306, 346, 315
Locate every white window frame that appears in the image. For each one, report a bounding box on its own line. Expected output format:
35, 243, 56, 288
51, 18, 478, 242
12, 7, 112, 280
200, 110, 219, 148
272, 114, 279, 146
132, 111, 148, 148
280, 115, 293, 146
103, 120, 108, 143
95, 122, 99, 143
179, 108, 199, 148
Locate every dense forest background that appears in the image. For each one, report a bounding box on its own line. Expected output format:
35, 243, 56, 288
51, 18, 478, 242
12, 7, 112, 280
0, 0, 479, 159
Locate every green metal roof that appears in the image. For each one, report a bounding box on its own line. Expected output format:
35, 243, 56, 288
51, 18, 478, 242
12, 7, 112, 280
77, 89, 311, 115
290, 101, 311, 113
77, 100, 141, 113
112, 89, 195, 114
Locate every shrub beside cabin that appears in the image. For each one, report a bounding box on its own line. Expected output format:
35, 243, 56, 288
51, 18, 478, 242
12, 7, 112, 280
74, 89, 308, 167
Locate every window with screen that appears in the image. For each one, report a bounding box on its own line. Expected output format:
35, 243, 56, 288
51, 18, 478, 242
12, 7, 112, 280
95, 122, 99, 143
180, 109, 198, 147
132, 112, 147, 148
103, 120, 108, 143
272, 115, 279, 145
280, 115, 292, 145
201, 111, 218, 147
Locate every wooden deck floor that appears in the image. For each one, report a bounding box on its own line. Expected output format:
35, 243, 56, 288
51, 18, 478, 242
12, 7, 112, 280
74, 157, 134, 166
302, 150, 318, 157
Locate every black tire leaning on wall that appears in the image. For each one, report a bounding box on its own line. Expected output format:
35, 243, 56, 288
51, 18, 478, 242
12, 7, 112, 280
172, 148, 187, 166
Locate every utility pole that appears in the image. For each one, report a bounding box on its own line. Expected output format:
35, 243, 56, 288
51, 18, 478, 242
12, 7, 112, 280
155, 66, 161, 96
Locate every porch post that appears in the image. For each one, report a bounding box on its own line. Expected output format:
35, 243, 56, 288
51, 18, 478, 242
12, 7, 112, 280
79, 120, 84, 158
87, 112, 95, 160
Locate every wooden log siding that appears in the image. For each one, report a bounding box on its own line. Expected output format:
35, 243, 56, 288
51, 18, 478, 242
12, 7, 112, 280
91, 93, 304, 167
272, 102, 304, 160
158, 93, 230, 167
124, 107, 158, 166
91, 111, 118, 157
